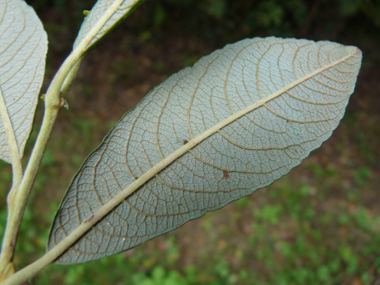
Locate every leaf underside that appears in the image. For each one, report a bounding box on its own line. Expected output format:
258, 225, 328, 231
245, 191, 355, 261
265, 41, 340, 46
48, 37, 362, 264
0, 0, 48, 163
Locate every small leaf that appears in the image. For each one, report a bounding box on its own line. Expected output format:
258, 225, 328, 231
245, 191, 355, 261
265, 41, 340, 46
73, 0, 144, 51
64, 0, 143, 94
48, 37, 362, 264
0, 0, 48, 163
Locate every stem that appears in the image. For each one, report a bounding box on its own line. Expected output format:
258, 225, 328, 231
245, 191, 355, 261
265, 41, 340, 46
0, 89, 23, 187
0, 0, 138, 283
0, 46, 78, 284
0, 105, 59, 274
60, 57, 83, 97
0, 89, 24, 274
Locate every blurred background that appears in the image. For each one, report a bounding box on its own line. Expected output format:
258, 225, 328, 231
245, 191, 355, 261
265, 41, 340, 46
1, 0, 380, 284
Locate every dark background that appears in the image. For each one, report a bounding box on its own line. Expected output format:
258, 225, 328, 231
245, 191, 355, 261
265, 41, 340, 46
0, 0, 379, 284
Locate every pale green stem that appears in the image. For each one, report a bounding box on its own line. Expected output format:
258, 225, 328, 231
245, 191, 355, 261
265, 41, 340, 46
0, 50, 83, 273
0, 0, 138, 283
0, 46, 80, 284
0, 88, 24, 274
0, 90, 23, 187
60, 57, 83, 97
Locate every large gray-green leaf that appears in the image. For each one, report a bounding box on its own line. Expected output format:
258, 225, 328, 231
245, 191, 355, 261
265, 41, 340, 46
48, 37, 362, 264
73, 0, 143, 50
0, 0, 48, 163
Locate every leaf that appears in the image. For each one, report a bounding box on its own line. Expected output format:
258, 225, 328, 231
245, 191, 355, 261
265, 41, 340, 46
0, 0, 48, 164
73, 0, 143, 51
48, 37, 362, 264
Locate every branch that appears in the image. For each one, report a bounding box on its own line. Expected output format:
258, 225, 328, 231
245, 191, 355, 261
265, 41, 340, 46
0, 88, 23, 274
0, 0, 139, 283
0, 89, 23, 186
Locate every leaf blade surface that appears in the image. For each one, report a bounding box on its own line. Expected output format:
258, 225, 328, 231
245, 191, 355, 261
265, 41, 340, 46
0, 0, 48, 163
48, 37, 362, 264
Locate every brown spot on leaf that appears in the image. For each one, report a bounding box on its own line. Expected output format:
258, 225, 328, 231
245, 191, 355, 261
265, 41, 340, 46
223, 170, 230, 179
183, 140, 189, 145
